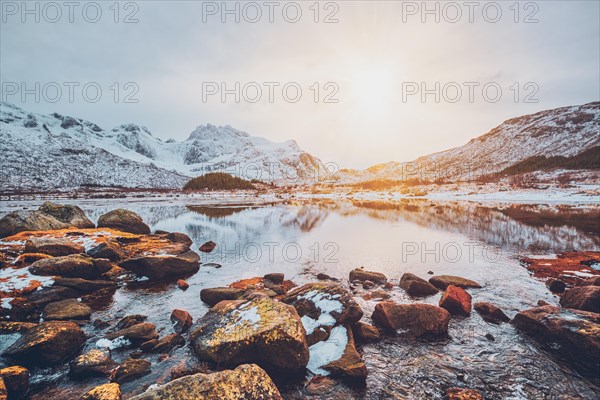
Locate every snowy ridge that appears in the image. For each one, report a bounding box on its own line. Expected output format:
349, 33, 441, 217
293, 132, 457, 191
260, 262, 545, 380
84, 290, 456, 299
0, 102, 326, 192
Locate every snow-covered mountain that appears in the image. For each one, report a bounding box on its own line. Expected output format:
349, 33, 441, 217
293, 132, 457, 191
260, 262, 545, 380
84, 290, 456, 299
336, 102, 600, 183
0, 102, 326, 192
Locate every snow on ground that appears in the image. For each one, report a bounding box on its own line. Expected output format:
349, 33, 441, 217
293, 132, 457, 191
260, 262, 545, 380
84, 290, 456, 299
307, 325, 348, 376
96, 336, 131, 350
297, 290, 343, 335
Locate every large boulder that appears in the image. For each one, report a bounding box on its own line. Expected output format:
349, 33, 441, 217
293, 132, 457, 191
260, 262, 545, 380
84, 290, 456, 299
29, 254, 111, 279
429, 275, 481, 290
82, 383, 122, 400
87, 241, 126, 262
24, 237, 84, 257
69, 349, 118, 378
129, 364, 282, 400
3, 321, 86, 366
0, 366, 29, 399
320, 326, 367, 379
0, 211, 69, 238
112, 358, 151, 384
42, 299, 92, 321
352, 321, 381, 343
118, 251, 200, 280
349, 268, 387, 284
372, 302, 450, 338
37, 202, 95, 229
473, 302, 510, 324
97, 209, 150, 234
200, 287, 245, 306
170, 309, 193, 334
399, 273, 439, 297
512, 305, 600, 373
190, 297, 309, 371
53, 277, 116, 293
282, 283, 363, 343
559, 286, 600, 313
439, 285, 472, 317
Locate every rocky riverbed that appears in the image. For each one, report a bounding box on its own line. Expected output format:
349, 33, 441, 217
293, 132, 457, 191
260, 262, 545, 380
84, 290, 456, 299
0, 201, 599, 399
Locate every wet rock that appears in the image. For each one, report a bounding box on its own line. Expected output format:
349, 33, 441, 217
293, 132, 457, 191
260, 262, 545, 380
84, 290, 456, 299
69, 349, 117, 378
139, 339, 159, 352
170, 309, 193, 334
537, 300, 551, 306
129, 363, 282, 400
24, 237, 84, 257
82, 383, 121, 400
0, 366, 28, 399
107, 322, 158, 345
429, 275, 482, 290
42, 298, 92, 321
116, 315, 147, 330
200, 287, 245, 306
112, 358, 151, 384
190, 297, 309, 371
473, 302, 510, 324
445, 387, 484, 399
0, 211, 69, 238
399, 273, 439, 297
14, 252, 53, 266
0, 322, 37, 334
372, 302, 450, 338
316, 273, 338, 281
439, 285, 472, 317
150, 333, 185, 353
545, 278, 567, 293
512, 305, 600, 373
37, 202, 95, 229
29, 254, 111, 279
349, 268, 387, 285
322, 327, 367, 379
351, 321, 381, 343
578, 276, 600, 286
0, 378, 6, 400
4, 321, 86, 366
165, 232, 193, 247
263, 273, 284, 284
87, 241, 126, 262
53, 277, 116, 293
176, 279, 189, 290
559, 286, 600, 313
199, 241, 217, 253
485, 333, 495, 341
118, 251, 200, 280
97, 209, 151, 234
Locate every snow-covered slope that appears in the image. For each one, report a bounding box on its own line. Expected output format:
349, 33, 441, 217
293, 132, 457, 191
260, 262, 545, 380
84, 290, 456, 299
0, 102, 326, 192
340, 102, 600, 183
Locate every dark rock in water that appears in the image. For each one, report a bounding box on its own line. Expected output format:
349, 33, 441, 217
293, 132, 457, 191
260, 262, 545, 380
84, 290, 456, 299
200, 287, 245, 306
4, 321, 86, 366
546, 278, 567, 293
112, 358, 151, 384
53, 277, 116, 293
37, 201, 95, 229
537, 300, 551, 307
362, 280, 376, 290
128, 364, 282, 400
429, 275, 482, 290
29, 254, 111, 279
176, 279, 189, 290
203, 263, 222, 268
512, 305, 600, 374
69, 349, 118, 378
445, 387, 484, 399
199, 241, 217, 253
473, 302, 510, 324
43, 299, 92, 321
139, 339, 159, 353
170, 309, 193, 334
0, 366, 29, 399
352, 321, 381, 343
263, 273, 284, 284
322, 326, 367, 379
118, 251, 200, 280
166, 232, 193, 247
108, 322, 158, 345
97, 209, 151, 234
117, 315, 147, 330
150, 333, 185, 353
372, 302, 450, 338
559, 286, 600, 313
439, 285, 472, 317
349, 268, 387, 285
24, 237, 84, 257
190, 297, 309, 371
87, 241, 126, 262
316, 273, 338, 281
82, 383, 121, 400
399, 273, 439, 297
485, 333, 495, 341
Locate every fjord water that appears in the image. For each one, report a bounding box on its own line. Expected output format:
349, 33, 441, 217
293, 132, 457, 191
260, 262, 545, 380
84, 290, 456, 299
2, 198, 598, 399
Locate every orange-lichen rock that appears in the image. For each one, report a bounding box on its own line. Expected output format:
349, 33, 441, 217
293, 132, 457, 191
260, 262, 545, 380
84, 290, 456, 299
521, 252, 600, 286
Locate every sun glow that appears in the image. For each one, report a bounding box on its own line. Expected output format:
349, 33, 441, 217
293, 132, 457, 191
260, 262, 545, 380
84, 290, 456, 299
348, 65, 397, 121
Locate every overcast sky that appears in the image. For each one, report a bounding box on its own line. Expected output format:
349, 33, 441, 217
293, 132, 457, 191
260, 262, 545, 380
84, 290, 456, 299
1, 1, 599, 169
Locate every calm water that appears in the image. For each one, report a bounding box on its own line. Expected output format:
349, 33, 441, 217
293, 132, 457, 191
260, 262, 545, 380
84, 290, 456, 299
1, 197, 599, 399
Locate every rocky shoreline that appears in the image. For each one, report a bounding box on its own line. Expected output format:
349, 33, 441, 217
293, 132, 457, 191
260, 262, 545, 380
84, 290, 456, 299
0, 202, 599, 399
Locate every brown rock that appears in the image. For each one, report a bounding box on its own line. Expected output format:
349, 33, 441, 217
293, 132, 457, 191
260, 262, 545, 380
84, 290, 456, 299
446, 387, 484, 399
177, 279, 189, 290
199, 241, 217, 253
4, 321, 86, 366
37, 202, 94, 229
578, 276, 600, 286
116, 314, 147, 330
200, 287, 245, 306
107, 322, 158, 344
43, 299, 92, 321
24, 237, 84, 257
0, 366, 29, 399
53, 277, 116, 293
69, 349, 117, 378
322, 327, 367, 379
170, 309, 193, 334
0, 322, 37, 334
82, 383, 122, 400
112, 358, 151, 384
349, 268, 387, 285
264, 273, 284, 284
87, 241, 126, 262
439, 285, 472, 317
0, 210, 69, 238
473, 302, 510, 324
559, 286, 600, 313
166, 232, 193, 247
0, 378, 6, 400
139, 339, 159, 352
352, 321, 381, 343
97, 209, 150, 234
372, 302, 450, 338
29, 254, 111, 279
306, 376, 336, 395
399, 273, 439, 297
118, 251, 200, 280
429, 275, 481, 290
150, 333, 185, 353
